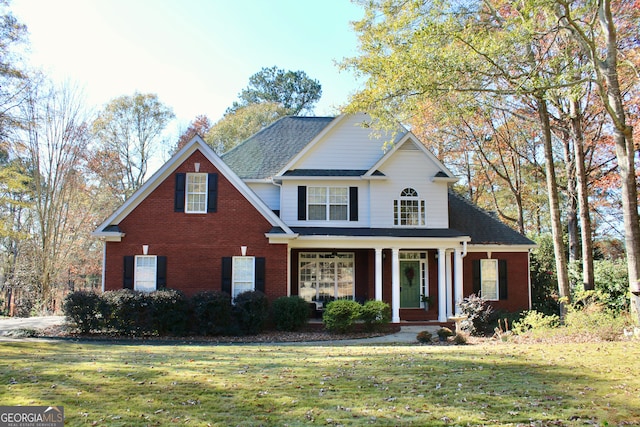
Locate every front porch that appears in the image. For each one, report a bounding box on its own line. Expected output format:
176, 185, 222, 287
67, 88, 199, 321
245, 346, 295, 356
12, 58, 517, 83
289, 241, 470, 324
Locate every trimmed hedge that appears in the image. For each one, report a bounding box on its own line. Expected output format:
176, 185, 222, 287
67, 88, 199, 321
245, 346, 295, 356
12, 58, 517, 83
62, 290, 107, 334
233, 291, 269, 335
63, 290, 392, 337
271, 295, 310, 331
323, 299, 392, 334
323, 299, 363, 333
360, 300, 391, 331
190, 291, 232, 336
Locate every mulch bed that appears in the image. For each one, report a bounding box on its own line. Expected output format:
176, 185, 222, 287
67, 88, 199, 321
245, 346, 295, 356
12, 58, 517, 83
34, 323, 402, 344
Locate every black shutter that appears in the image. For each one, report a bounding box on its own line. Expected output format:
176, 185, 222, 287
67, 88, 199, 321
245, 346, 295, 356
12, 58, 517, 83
221, 257, 232, 295
255, 257, 265, 293
349, 186, 358, 221
156, 256, 167, 290
174, 173, 186, 212
123, 256, 134, 289
207, 173, 218, 213
472, 259, 481, 295
498, 259, 508, 300
297, 186, 307, 220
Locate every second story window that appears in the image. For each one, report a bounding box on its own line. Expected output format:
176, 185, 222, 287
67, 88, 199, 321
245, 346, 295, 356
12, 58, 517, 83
394, 188, 425, 226
308, 187, 348, 221
186, 173, 207, 213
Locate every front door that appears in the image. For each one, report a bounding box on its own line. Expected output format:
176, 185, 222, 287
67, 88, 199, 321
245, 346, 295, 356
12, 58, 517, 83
400, 260, 421, 308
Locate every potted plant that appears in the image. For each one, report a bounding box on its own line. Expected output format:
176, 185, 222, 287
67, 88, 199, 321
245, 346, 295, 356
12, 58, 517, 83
420, 294, 433, 306
437, 327, 454, 342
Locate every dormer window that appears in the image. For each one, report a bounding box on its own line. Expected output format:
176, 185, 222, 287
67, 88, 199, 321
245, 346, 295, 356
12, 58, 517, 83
394, 188, 425, 226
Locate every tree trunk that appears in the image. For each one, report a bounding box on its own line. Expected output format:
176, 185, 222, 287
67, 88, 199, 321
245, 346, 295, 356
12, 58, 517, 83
538, 95, 571, 317
595, 1, 640, 320
561, 130, 579, 267
570, 98, 594, 291
557, 0, 640, 322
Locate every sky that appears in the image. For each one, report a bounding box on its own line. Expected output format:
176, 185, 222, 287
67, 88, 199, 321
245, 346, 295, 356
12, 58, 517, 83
10, 0, 365, 137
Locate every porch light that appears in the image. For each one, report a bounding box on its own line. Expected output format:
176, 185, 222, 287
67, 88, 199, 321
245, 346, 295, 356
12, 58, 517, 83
241, 246, 247, 256
142, 244, 149, 255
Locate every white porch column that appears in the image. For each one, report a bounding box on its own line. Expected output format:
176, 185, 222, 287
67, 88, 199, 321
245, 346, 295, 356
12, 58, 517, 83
446, 250, 453, 319
375, 248, 383, 301
437, 248, 447, 322
454, 248, 464, 315
287, 246, 292, 296
391, 248, 400, 323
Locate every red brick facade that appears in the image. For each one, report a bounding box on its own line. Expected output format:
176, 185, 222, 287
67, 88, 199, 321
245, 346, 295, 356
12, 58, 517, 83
103, 151, 288, 299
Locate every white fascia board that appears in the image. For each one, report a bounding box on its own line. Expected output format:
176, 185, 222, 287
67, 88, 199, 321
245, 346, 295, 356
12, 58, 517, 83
432, 176, 460, 184
467, 244, 536, 252
276, 175, 364, 181
286, 235, 471, 250
266, 233, 300, 244
274, 114, 348, 177
90, 231, 124, 242
93, 136, 294, 236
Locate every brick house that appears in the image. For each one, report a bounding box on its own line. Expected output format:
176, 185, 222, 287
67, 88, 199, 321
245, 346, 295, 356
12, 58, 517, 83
93, 113, 535, 323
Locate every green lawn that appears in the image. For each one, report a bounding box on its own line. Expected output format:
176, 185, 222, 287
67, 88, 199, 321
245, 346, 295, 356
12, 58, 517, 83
0, 340, 638, 426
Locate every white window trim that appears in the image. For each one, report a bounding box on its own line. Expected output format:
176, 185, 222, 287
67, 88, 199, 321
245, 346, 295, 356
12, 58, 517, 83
298, 252, 355, 303
134, 255, 157, 293
232, 256, 255, 300
307, 186, 349, 221
480, 259, 499, 301
185, 172, 208, 214
394, 187, 425, 226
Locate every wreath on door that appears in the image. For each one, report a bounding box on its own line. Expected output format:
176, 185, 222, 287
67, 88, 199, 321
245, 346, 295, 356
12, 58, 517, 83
404, 266, 415, 287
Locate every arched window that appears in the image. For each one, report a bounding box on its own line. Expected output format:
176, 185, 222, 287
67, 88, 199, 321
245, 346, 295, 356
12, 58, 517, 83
394, 188, 425, 226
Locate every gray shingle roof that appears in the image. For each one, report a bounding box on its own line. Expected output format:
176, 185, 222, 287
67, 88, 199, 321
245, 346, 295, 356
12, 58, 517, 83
221, 116, 335, 179
448, 191, 534, 245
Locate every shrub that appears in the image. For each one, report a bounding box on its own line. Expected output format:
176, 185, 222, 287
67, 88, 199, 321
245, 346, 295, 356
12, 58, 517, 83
416, 330, 433, 343
437, 327, 454, 341
149, 289, 189, 336
511, 310, 560, 336
359, 300, 391, 331
101, 289, 153, 335
453, 332, 467, 345
271, 296, 310, 331
458, 294, 493, 336
63, 290, 107, 334
564, 302, 632, 341
233, 291, 270, 335
593, 260, 629, 313
323, 299, 362, 334
190, 291, 232, 336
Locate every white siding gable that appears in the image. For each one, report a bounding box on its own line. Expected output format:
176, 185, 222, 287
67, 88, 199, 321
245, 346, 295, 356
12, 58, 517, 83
290, 113, 398, 171
247, 182, 280, 211
370, 140, 450, 228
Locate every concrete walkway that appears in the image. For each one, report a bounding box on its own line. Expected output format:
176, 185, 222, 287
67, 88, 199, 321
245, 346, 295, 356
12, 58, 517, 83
0, 315, 65, 336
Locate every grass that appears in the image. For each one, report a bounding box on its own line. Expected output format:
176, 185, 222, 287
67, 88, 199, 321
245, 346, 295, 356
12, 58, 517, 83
0, 340, 639, 426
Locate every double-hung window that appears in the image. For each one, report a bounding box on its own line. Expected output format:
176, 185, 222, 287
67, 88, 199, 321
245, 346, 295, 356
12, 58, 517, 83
232, 256, 255, 299
394, 188, 426, 226
134, 255, 157, 292
186, 173, 207, 213
480, 259, 499, 300
308, 187, 348, 221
